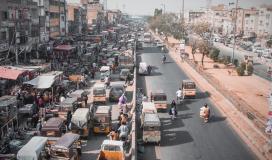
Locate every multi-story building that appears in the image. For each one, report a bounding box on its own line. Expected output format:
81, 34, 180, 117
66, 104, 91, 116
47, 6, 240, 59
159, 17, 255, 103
49, 0, 66, 38
243, 8, 258, 37
188, 11, 205, 24
257, 6, 272, 38
107, 10, 121, 26
0, 0, 39, 61
67, 3, 87, 35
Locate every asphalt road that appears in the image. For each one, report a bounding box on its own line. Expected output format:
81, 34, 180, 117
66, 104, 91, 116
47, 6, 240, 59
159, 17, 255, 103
214, 42, 271, 81
136, 44, 256, 160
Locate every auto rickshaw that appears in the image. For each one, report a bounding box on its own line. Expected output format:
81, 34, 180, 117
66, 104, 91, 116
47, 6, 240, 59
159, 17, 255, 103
150, 90, 167, 110
100, 66, 111, 81
50, 133, 81, 160
17, 136, 49, 160
41, 117, 65, 137
142, 113, 161, 144
58, 97, 78, 120
93, 106, 112, 134
71, 108, 91, 139
93, 84, 107, 104
181, 79, 196, 98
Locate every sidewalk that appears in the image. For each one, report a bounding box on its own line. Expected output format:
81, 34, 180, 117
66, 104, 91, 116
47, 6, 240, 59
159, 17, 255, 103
151, 31, 272, 160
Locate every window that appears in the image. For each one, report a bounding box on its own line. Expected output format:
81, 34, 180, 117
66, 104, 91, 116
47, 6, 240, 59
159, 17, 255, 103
2, 11, 8, 20
266, 14, 270, 19
266, 23, 269, 26
260, 20, 263, 25
1, 31, 6, 40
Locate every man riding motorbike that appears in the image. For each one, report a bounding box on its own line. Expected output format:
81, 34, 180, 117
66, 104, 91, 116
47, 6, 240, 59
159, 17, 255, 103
162, 55, 166, 64
176, 88, 184, 104
200, 104, 210, 123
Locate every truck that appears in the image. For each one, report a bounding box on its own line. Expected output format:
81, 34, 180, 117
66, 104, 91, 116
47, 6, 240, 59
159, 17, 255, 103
97, 140, 125, 160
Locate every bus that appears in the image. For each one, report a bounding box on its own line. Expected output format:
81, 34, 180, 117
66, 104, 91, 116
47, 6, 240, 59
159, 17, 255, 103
144, 32, 152, 43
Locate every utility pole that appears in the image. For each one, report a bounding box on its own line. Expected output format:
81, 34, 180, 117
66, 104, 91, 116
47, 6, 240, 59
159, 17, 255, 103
182, 0, 185, 37
232, 0, 238, 63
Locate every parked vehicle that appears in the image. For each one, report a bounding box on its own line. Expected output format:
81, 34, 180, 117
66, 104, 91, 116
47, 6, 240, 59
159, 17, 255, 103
138, 62, 148, 75
93, 84, 107, 104
150, 90, 167, 110
71, 108, 91, 139
50, 133, 81, 160
93, 106, 112, 134
181, 80, 196, 98
141, 102, 157, 126
109, 82, 125, 102
142, 113, 161, 144
97, 140, 125, 160
100, 66, 111, 81
119, 69, 131, 80
41, 117, 65, 137
17, 136, 48, 160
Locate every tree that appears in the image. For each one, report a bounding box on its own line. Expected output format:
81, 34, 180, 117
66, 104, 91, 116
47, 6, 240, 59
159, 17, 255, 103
198, 40, 211, 66
154, 8, 162, 17
191, 22, 211, 38
209, 47, 220, 61
189, 39, 198, 62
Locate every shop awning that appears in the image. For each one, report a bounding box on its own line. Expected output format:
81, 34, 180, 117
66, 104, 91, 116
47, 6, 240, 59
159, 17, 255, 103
54, 45, 75, 51
24, 75, 55, 89
0, 66, 25, 80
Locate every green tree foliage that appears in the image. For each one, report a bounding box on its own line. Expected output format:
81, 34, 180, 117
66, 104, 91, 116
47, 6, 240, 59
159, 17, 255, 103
154, 8, 163, 17
198, 40, 211, 66
209, 47, 220, 61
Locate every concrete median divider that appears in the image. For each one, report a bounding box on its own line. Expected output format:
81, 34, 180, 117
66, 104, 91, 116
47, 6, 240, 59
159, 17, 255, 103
126, 42, 137, 160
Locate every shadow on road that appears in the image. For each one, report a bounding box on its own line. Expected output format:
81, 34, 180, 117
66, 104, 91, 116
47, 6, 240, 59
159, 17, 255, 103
196, 91, 211, 99
160, 117, 185, 130
209, 115, 226, 123
160, 130, 193, 146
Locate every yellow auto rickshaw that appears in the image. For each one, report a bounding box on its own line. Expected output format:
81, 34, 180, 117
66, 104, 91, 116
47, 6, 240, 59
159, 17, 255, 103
93, 106, 111, 134
71, 108, 91, 139
93, 83, 107, 104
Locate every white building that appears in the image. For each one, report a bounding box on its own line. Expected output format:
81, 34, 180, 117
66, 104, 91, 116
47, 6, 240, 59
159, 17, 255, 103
222, 17, 233, 36
257, 6, 272, 38
243, 10, 258, 37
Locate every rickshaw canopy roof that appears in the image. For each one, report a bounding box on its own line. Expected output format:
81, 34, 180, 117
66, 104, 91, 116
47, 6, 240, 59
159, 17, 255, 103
182, 79, 195, 84
17, 136, 48, 160
102, 140, 123, 147
95, 106, 111, 114
151, 90, 166, 96
42, 117, 63, 130
60, 97, 78, 107
52, 133, 80, 150
144, 113, 161, 126
0, 96, 16, 107
142, 102, 157, 113
100, 66, 110, 72
72, 108, 90, 126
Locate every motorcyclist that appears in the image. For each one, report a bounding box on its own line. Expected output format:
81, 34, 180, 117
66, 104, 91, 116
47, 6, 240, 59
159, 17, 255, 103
169, 100, 177, 120
176, 88, 183, 104
162, 55, 166, 64
104, 76, 110, 88
200, 104, 210, 123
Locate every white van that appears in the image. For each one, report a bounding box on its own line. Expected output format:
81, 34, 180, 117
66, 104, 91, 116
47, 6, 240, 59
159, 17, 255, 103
138, 62, 148, 75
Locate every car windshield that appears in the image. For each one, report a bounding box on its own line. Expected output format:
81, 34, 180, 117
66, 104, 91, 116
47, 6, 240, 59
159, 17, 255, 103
94, 88, 106, 95
183, 82, 196, 89
153, 95, 167, 101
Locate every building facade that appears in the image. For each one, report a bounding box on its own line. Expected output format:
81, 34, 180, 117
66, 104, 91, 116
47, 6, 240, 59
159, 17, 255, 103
257, 6, 272, 38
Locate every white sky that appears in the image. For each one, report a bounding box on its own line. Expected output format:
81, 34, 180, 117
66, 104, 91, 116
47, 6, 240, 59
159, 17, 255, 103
67, 0, 272, 15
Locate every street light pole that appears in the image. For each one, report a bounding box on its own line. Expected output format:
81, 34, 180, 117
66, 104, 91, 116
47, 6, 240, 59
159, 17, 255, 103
232, 0, 238, 63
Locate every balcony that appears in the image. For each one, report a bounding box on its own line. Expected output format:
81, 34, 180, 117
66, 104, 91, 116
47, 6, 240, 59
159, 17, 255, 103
50, 18, 59, 26
50, 5, 60, 13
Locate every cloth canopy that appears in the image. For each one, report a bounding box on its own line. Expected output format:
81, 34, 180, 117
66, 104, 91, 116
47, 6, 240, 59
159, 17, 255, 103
0, 66, 25, 80
24, 75, 55, 89
17, 136, 48, 160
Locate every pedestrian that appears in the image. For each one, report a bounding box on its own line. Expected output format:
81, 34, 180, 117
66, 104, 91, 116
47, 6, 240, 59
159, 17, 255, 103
118, 94, 127, 113
125, 73, 131, 85
118, 121, 129, 141
91, 68, 95, 79
66, 111, 72, 130
147, 65, 152, 75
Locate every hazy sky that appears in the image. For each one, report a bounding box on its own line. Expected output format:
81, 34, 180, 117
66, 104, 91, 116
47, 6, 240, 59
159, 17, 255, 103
68, 0, 272, 15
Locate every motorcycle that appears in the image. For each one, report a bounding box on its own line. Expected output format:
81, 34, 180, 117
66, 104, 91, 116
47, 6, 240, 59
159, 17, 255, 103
200, 107, 210, 123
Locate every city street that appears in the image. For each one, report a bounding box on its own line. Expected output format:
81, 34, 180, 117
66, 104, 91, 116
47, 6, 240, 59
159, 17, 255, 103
137, 44, 256, 160
214, 42, 271, 81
